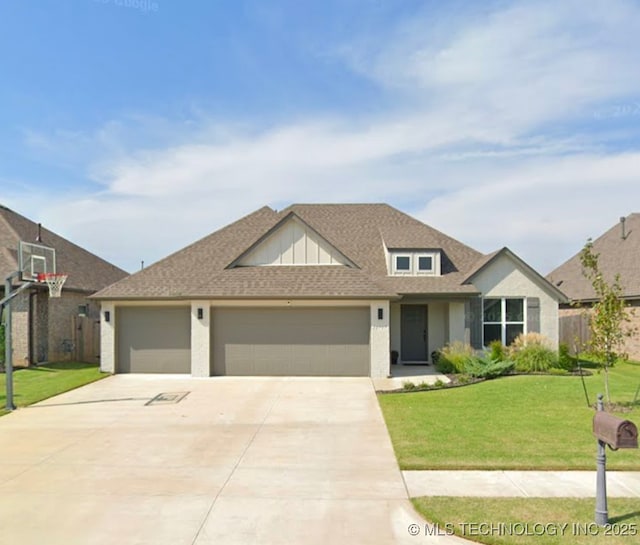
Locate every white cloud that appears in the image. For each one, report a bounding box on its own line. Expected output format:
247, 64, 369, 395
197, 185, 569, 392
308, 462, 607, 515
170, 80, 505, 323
418, 152, 640, 273
14, 0, 640, 275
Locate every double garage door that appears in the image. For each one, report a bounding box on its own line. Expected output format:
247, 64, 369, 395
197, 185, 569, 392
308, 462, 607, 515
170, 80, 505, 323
117, 306, 370, 376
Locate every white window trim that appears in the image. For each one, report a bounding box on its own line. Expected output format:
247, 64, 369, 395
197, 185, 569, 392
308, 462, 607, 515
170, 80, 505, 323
415, 253, 435, 275
389, 251, 440, 276
393, 254, 413, 275
482, 297, 527, 346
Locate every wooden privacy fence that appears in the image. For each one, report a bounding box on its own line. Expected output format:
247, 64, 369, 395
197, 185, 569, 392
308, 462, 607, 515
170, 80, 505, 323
559, 312, 591, 353
70, 315, 100, 364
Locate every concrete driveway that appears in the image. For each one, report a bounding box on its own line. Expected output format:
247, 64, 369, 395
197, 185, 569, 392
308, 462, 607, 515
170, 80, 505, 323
0, 376, 441, 545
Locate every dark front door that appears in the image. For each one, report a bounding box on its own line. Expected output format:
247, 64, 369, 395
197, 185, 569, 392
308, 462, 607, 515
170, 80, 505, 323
401, 305, 428, 362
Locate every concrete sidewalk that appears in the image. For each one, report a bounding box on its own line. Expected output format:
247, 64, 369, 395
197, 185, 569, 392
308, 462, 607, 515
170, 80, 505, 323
404, 470, 640, 498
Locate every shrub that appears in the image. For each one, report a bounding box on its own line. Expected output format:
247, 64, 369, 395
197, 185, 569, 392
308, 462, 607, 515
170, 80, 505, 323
402, 381, 417, 390
433, 379, 445, 388
488, 340, 507, 362
464, 356, 514, 379
509, 332, 554, 351
509, 333, 558, 373
435, 341, 475, 374
557, 343, 576, 371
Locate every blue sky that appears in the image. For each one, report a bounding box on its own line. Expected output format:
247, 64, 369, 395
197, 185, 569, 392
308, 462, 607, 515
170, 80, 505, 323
1, 0, 640, 274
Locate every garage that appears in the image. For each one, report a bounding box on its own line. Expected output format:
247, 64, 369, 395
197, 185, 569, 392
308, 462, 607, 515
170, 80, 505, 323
211, 307, 370, 376
117, 306, 191, 373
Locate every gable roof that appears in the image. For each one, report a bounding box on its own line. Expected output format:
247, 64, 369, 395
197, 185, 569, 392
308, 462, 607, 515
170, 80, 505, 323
92, 203, 504, 300
0, 205, 128, 292
228, 211, 357, 268
547, 213, 640, 302
466, 247, 568, 303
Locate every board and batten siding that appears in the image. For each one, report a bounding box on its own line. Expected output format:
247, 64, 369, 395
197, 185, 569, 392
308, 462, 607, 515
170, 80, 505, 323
469, 253, 559, 346
237, 217, 348, 266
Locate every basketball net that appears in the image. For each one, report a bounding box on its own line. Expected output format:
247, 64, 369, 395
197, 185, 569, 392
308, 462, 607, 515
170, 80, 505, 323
36, 273, 68, 298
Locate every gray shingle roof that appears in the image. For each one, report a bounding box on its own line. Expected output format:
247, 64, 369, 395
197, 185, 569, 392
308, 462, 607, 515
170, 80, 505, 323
547, 213, 640, 302
92, 203, 508, 300
0, 205, 128, 292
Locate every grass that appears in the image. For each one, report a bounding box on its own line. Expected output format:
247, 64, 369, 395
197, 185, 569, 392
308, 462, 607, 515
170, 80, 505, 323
0, 361, 108, 416
412, 497, 640, 545
378, 361, 640, 470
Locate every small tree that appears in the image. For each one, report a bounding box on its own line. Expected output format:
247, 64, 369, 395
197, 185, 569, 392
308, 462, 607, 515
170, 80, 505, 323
579, 239, 631, 403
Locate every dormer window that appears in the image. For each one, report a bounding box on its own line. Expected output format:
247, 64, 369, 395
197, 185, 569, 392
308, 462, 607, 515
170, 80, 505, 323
394, 255, 412, 274
389, 250, 441, 276
417, 255, 433, 273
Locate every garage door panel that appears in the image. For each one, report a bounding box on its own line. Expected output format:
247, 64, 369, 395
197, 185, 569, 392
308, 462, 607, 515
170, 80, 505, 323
212, 307, 370, 376
117, 307, 191, 374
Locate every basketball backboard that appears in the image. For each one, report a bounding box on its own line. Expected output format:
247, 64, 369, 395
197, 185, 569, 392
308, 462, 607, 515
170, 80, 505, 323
18, 241, 56, 281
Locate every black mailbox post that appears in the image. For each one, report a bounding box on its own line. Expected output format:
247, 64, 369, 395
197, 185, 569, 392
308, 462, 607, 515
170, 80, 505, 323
592, 394, 638, 526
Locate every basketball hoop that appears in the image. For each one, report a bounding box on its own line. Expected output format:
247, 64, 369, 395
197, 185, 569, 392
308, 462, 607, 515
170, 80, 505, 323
36, 273, 68, 298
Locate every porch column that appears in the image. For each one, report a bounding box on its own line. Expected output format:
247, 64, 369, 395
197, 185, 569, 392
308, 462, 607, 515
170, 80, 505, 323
448, 302, 465, 344
191, 302, 210, 377
370, 301, 390, 378
100, 302, 115, 373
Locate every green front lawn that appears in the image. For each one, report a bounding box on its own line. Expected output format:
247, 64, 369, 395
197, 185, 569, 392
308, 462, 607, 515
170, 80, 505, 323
0, 361, 108, 416
378, 362, 640, 470
412, 497, 640, 545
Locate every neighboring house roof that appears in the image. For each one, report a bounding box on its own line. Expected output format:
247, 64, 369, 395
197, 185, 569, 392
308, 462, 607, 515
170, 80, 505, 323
93, 203, 548, 300
0, 205, 128, 292
547, 213, 640, 302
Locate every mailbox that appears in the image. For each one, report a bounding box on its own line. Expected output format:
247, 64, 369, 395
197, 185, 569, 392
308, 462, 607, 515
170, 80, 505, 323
593, 412, 638, 450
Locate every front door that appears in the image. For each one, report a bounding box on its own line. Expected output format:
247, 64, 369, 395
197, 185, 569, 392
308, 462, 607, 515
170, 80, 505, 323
401, 305, 428, 362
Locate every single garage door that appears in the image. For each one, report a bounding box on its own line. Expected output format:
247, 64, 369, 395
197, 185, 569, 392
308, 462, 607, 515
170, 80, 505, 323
117, 307, 191, 373
212, 307, 370, 376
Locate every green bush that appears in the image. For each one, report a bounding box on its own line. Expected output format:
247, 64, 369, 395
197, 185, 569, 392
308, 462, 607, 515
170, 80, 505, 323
464, 356, 514, 379
557, 343, 576, 371
488, 340, 507, 362
512, 344, 559, 372
435, 341, 475, 374
509, 333, 559, 373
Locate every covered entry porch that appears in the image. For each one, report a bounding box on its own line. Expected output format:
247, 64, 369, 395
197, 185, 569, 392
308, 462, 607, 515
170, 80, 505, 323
389, 298, 469, 364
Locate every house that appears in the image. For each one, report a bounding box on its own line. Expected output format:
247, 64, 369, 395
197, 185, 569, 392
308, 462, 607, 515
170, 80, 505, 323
547, 213, 640, 359
0, 205, 128, 365
93, 204, 566, 377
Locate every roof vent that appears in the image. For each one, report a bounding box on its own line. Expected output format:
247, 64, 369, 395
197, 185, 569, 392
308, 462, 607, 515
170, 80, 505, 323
620, 216, 627, 240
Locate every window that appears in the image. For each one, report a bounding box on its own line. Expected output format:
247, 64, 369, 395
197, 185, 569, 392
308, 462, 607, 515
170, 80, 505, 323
396, 256, 411, 271
483, 298, 525, 346
389, 251, 440, 276
417, 255, 433, 273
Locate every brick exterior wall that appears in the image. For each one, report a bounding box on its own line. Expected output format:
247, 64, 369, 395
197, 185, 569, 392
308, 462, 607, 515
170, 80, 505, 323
46, 292, 96, 362
6, 288, 98, 365
559, 302, 640, 361
8, 291, 31, 366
